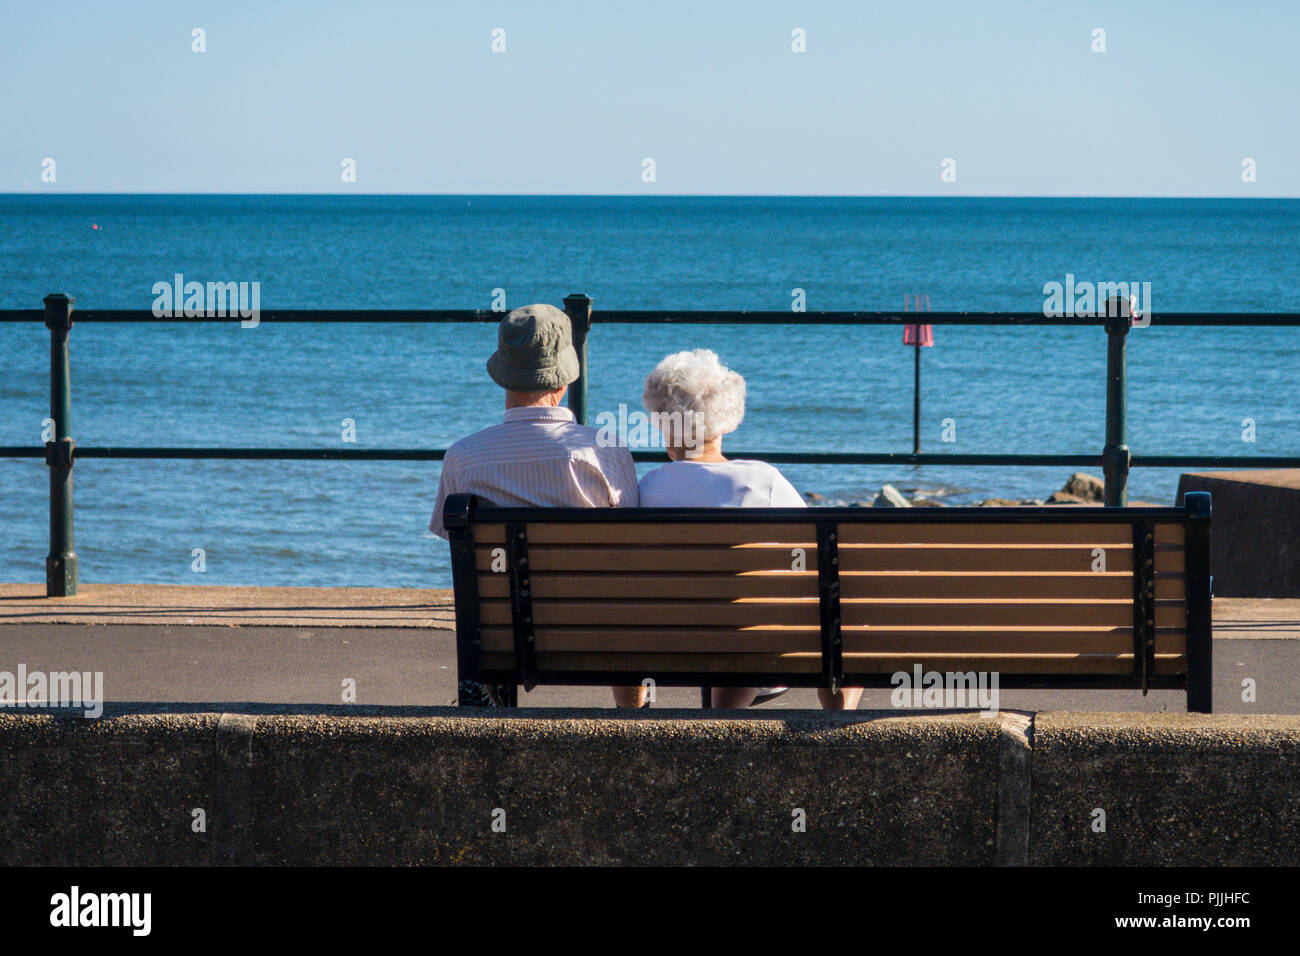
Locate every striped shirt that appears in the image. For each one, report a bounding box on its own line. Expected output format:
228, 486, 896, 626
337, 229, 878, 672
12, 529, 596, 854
430, 405, 639, 538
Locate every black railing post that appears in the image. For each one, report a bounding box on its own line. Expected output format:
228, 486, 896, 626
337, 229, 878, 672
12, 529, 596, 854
1102, 298, 1131, 507
563, 293, 592, 425
44, 293, 78, 596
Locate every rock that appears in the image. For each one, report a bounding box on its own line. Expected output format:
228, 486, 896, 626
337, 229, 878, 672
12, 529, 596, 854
1020, 499, 1045, 506
1046, 491, 1087, 505
977, 498, 1020, 507
804, 492, 824, 502
873, 484, 911, 508
910, 498, 948, 507
1061, 472, 1105, 503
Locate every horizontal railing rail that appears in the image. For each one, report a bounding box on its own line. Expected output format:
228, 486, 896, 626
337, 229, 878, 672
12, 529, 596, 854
2, 293, 1298, 595
3, 447, 1300, 467
4, 309, 1300, 325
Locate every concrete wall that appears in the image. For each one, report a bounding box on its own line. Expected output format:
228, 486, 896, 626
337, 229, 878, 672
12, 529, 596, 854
1031, 712, 1300, 865
2, 705, 1296, 866
1177, 470, 1300, 597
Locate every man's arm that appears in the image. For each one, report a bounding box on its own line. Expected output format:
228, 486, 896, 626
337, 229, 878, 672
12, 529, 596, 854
429, 454, 459, 539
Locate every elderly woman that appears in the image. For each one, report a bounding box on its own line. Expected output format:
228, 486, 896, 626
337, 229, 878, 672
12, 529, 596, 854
637, 349, 863, 711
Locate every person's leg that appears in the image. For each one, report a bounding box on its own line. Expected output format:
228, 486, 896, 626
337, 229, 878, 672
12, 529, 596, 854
817, 687, 863, 710
708, 686, 762, 708
613, 685, 648, 708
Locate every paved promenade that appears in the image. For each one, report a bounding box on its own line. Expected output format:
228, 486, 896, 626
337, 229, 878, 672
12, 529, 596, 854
1, 583, 1297, 713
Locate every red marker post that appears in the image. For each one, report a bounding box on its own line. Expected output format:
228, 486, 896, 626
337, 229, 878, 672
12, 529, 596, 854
903, 294, 933, 453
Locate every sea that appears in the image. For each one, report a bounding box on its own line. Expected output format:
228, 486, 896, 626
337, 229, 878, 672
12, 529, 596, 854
1, 195, 1297, 588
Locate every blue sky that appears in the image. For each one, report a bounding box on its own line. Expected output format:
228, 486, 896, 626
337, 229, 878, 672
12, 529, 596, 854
2, 0, 1296, 195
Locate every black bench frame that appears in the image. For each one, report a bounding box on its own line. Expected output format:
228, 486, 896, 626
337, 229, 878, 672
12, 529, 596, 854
444, 491, 1213, 712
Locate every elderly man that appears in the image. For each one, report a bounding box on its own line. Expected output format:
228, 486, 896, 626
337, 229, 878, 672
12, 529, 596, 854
430, 304, 644, 707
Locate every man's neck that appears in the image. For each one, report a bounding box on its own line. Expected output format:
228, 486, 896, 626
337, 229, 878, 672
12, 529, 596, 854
505, 388, 565, 410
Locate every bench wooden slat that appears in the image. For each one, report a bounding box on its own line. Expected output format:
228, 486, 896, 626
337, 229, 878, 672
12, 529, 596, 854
471, 524, 507, 546
476, 521, 1160, 547
1155, 574, 1185, 600
476, 570, 1152, 601
1155, 543, 1186, 572
475, 521, 1186, 546
481, 650, 1185, 676
475, 544, 804, 573
476, 544, 1136, 573
482, 522, 815, 546
477, 598, 1179, 629
836, 544, 1135, 572
837, 523, 1135, 545
480, 625, 1182, 655
1154, 523, 1185, 544
478, 599, 809, 627
477, 571, 817, 600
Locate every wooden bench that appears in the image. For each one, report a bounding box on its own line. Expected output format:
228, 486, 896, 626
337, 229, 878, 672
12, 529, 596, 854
443, 491, 1213, 712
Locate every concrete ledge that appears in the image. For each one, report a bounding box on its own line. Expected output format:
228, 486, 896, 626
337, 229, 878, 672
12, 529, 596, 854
0, 709, 222, 866
0, 705, 1002, 866
1031, 712, 1300, 866
1, 705, 1296, 866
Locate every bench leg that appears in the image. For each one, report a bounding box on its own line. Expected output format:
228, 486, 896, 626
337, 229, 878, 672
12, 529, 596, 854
457, 679, 491, 707
1186, 665, 1212, 714
700, 687, 711, 708
458, 681, 519, 707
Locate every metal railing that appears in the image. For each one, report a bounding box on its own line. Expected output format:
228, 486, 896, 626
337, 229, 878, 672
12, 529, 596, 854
2, 292, 1298, 596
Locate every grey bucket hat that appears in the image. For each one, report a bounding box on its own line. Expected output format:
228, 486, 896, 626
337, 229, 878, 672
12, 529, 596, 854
486, 304, 580, 391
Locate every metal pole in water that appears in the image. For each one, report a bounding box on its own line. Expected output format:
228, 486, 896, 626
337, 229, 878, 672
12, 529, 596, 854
913, 342, 921, 454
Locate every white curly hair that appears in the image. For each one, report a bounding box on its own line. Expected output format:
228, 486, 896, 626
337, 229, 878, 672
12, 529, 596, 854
642, 349, 746, 447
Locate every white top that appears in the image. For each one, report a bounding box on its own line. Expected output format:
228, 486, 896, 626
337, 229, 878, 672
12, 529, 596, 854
638, 459, 808, 508
430, 406, 639, 538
